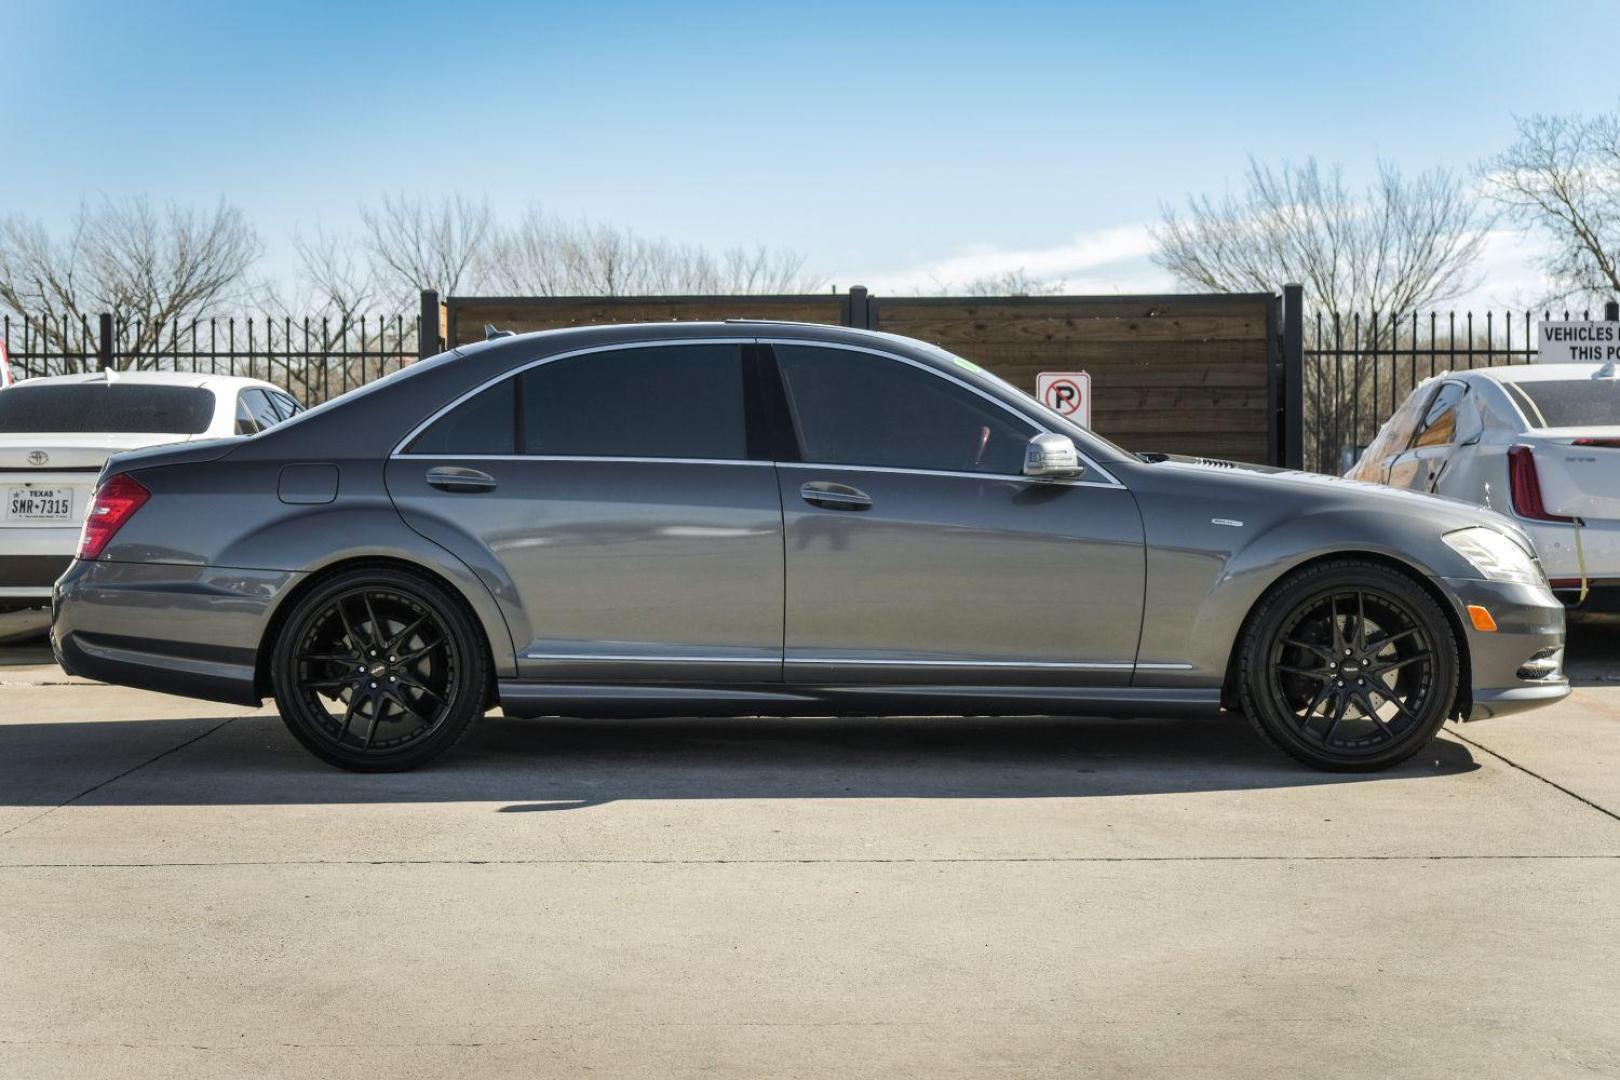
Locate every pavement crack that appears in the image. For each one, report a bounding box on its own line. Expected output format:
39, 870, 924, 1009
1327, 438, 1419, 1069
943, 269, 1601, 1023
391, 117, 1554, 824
1447, 726, 1620, 825
0, 717, 238, 841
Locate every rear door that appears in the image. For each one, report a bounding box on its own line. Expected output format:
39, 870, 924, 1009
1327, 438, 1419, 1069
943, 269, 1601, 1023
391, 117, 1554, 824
386, 340, 785, 683
765, 341, 1146, 686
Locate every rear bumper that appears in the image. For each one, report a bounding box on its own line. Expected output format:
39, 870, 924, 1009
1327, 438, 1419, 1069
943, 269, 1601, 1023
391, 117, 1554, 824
1440, 576, 1570, 720
0, 525, 79, 606
52, 558, 300, 706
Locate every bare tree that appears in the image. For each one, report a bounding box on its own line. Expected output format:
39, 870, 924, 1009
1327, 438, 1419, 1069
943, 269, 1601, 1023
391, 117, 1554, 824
941, 268, 1064, 297
481, 208, 822, 296
0, 196, 261, 356
1151, 156, 1489, 315
359, 192, 493, 298
1483, 110, 1620, 304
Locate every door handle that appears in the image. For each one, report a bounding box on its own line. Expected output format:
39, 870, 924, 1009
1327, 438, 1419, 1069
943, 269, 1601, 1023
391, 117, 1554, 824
799, 481, 872, 510
426, 466, 497, 492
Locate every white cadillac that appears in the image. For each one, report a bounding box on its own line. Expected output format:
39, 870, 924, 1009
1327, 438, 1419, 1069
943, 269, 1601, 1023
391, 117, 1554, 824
0, 371, 303, 614
1349, 361, 1620, 611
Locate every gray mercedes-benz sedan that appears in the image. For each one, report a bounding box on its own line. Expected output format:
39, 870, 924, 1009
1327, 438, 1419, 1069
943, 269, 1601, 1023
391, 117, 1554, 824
53, 322, 1569, 771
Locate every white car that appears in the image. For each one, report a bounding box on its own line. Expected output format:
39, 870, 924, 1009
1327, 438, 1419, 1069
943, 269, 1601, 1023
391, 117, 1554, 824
1348, 361, 1620, 611
0, 371, 304, 613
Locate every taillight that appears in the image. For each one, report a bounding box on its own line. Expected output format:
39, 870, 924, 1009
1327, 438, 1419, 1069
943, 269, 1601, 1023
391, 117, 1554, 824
78, 474, 150, 560
1571, 437, 1620, 448
1507, 445, 1573, 523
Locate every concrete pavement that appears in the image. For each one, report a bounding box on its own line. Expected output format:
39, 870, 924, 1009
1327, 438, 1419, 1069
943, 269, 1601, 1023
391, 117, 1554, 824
1, 626, 1617, 1078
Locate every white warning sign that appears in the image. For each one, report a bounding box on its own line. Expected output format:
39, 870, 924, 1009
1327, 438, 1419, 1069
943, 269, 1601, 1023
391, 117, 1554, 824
1035, 371, 1091, 427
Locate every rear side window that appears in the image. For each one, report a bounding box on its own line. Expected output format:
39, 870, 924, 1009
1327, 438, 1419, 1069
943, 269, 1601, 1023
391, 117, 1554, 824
406, 378, 517, 455
520, 344, 746, 459
774, 345, 1036, 474
1411, 382, 1465, 448
0, 384, 215, 434
1503, 379, 1620, 428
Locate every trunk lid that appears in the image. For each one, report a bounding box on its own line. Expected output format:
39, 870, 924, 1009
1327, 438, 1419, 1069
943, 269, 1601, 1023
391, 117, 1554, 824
1522, 428, 1620, 520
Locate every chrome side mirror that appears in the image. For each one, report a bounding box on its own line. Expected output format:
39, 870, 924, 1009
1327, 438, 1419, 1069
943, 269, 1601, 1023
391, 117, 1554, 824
1023, 433, 1085, 479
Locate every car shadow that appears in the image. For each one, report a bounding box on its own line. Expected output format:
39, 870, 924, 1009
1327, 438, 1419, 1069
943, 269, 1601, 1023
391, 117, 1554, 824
0, 711, 1480, 811
1566, 616, 1620, 688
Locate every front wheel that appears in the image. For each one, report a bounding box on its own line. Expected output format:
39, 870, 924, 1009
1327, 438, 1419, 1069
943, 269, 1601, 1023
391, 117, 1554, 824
1236, 560, 1459, 771
270, 567, 489, 771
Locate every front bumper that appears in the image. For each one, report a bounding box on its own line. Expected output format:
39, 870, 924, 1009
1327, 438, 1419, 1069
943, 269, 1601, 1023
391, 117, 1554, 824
1440, 576, 1570, 720
53, 558, 301, 706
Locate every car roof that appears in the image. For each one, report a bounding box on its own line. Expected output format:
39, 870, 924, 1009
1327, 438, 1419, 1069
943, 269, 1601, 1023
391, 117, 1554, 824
1460, 362, 1618, 384
9, 370, 286, 393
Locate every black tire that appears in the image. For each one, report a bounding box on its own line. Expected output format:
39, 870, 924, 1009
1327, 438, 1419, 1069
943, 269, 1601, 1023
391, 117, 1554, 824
270, 566, 489, 771
1235, 559, 1459, 771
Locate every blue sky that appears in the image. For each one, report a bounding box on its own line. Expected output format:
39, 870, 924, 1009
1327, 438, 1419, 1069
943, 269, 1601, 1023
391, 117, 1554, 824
3, 0, 1615, 305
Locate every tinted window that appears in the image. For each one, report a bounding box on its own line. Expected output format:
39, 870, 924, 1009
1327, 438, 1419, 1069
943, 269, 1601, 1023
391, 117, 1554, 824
520, 344, 746, 459
269, 392, 303, 420
1411, 382, 1465, 448
235, 396, 260, 435
406, 378, 516, 455
775, 345, 1036, 474
241, 389, 281, 431
0, 384, 215, 434
1505, 378, 1620, 428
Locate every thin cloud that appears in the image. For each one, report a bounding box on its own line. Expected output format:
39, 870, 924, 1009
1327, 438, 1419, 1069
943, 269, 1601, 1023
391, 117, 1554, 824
857, 225, 1173, 295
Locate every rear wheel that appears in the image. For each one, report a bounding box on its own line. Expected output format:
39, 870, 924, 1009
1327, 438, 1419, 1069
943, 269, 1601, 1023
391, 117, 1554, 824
1236, 560, 1458, 771
270, 567, 488, 771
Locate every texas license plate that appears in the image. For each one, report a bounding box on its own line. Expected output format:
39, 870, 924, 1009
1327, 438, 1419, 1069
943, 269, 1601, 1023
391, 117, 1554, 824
7, 487, 72, 520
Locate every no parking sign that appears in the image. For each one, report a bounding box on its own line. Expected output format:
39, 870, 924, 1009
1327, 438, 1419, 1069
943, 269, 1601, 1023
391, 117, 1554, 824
1036, 371, 1091, 427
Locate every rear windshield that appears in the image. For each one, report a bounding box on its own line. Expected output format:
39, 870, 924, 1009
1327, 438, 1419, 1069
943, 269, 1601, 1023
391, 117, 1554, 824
1505, 378, 1620, 428
0, 385, 216, 434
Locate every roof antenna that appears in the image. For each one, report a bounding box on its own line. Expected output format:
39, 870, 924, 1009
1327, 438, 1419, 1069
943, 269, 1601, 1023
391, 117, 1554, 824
484, 323, 515, 340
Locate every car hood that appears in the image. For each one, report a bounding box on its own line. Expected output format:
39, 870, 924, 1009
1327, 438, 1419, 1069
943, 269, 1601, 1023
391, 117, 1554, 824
1145, 454, 1534, 549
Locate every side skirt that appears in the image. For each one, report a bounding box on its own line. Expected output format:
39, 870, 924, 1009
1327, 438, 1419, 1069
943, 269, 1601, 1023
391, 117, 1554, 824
497, 682, 1223, 720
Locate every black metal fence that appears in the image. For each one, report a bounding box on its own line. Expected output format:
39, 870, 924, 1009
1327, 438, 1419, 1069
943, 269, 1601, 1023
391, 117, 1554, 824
1302, 307, 1604, 474
2, 311, 423, 406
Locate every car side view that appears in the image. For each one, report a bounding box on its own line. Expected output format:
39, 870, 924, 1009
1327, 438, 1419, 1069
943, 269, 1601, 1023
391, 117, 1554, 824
1348, 362, 1620, 612
53, 323, 1569, 772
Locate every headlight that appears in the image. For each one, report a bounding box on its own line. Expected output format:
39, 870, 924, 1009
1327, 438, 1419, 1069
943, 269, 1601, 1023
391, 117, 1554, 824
1443, 526, 1545, 586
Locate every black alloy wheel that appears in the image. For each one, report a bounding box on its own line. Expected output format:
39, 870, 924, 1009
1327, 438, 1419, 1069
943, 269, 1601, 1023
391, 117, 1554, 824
271, 567, 488, 771
1238, 560, 1458, 771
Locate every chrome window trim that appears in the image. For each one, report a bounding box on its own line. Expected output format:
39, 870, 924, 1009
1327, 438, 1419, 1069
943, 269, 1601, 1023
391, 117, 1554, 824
396, 454, 773, 467
391, 337, 756, 458
776, 460, 1120, 490
760, 338, 1122, 488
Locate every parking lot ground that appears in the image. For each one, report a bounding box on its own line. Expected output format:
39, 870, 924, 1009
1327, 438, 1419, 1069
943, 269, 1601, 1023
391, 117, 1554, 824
2, 626, 1618, 1079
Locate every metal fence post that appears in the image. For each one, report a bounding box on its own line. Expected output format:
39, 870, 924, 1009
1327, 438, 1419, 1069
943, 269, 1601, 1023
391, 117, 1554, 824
842, 285, 871, 329
418, 290, 442, 361
1282, 284, 1304, 470
97, 313, 113, 372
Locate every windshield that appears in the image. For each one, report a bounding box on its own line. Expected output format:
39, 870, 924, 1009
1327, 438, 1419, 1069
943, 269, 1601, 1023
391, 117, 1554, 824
0, 384, 216, 434
1505, 378, 1620, 428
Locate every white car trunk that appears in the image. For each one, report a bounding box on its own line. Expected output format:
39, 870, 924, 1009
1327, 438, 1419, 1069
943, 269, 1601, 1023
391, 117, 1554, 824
1523, 426, 1620, 521
0, 432, 192, 530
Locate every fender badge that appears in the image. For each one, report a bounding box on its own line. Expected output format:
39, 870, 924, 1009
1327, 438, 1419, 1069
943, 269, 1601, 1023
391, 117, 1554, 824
1211, 518, 1244, 527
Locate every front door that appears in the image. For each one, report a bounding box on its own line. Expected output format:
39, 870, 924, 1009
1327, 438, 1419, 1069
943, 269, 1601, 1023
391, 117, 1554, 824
387, 341, 784, 683
766, 342, 1146, 686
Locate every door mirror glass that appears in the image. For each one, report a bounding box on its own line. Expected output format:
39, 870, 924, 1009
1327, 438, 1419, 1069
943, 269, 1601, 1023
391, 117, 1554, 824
1023, 433, 1085, 479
